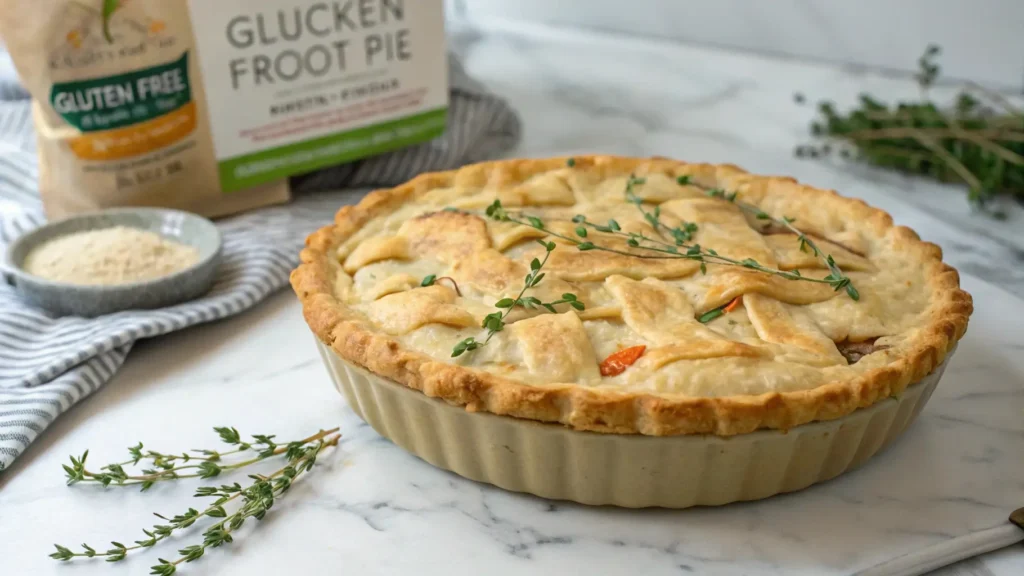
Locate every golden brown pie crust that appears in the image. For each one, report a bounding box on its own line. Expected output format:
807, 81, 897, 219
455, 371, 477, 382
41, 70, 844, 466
291, 156, 972, 436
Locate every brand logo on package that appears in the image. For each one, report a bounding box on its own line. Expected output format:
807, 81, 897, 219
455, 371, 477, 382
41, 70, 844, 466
187, 0, 449, 192
49, 1, 179, 71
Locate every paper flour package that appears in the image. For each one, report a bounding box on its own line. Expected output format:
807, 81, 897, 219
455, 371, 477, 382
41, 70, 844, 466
0, 0, 447, 218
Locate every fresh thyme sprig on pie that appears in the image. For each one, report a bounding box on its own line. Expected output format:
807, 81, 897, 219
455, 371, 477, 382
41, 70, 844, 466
475, 175, 859, 301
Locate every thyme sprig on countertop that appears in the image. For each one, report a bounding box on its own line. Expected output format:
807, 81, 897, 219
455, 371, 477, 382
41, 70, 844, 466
797, 44, 1024, 214
451, 238, 584, 358
61, 426, 340, 490
51, 427, 340, 575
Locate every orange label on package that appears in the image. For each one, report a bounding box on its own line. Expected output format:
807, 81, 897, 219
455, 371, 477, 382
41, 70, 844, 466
68, 101, 196, 160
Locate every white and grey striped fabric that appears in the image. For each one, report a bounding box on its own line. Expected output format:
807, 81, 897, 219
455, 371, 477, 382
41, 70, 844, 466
0, 56, 521, 471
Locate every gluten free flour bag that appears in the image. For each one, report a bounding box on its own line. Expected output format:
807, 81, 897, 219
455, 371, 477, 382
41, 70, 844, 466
0, 0, 447, 218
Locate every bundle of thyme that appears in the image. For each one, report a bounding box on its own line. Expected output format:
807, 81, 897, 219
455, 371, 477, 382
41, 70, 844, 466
797, 45, 1024, 213
51, 426, 340, 574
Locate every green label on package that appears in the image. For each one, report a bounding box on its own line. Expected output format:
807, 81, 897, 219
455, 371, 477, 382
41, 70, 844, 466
49, 52, 191, 133
186, 0, 449, 192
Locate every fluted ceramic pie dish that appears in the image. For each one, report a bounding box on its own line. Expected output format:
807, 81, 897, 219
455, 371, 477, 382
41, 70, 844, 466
317, 341, 951, 508
292, 156, 971, 507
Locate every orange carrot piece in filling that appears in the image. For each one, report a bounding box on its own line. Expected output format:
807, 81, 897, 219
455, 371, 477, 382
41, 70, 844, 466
599, 345, 647, 377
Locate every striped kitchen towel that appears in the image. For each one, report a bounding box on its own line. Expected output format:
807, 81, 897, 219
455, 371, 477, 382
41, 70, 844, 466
0, 56, 521, 471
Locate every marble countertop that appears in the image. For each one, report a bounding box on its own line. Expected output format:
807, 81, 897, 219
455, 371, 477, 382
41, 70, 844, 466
2, 19, 1023, 576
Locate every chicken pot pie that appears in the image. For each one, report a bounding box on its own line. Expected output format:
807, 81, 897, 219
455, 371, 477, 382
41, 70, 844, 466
292, 156, 971, 436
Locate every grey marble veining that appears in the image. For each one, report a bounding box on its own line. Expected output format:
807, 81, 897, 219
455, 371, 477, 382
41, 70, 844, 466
0, 21, 1021, 576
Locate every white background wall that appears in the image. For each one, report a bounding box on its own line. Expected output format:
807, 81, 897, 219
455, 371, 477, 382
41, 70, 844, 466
448, 0, 1024, 92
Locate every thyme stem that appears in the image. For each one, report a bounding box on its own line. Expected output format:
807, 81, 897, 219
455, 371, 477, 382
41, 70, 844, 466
566, 213, 838, 285
64, 428, 340, 488
486, 182, 858, 297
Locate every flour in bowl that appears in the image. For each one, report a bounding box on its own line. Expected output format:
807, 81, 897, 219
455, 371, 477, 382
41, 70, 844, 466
23, 226, 200, 286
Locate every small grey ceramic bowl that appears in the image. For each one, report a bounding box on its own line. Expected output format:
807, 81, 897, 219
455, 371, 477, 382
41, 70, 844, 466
2, 208, 222, 317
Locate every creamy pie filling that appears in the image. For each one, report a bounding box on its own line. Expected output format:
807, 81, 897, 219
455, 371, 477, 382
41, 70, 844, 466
331, 167, 930, 398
